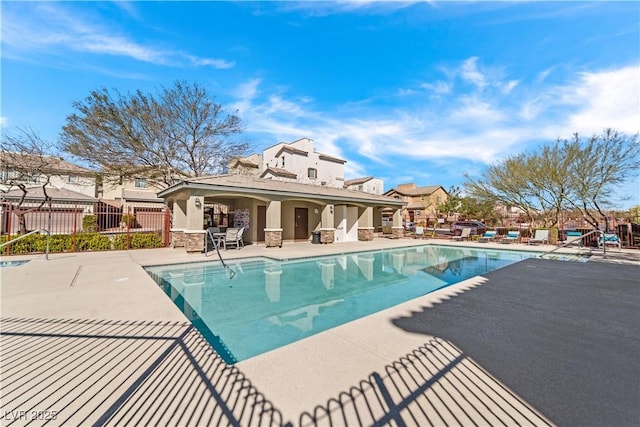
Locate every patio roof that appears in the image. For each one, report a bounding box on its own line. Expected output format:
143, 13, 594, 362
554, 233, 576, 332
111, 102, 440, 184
158, 174, 406, 207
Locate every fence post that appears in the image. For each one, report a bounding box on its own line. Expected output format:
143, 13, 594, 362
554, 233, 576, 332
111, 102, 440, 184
163, 206, 171, 247
72, 204, 78, 252
126, 206, 131, 250
6, 203, 13, 255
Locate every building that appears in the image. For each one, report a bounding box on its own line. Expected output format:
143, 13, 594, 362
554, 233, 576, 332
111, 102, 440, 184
158, 174, 406, 252
344, 176, 384, 195
229, 138, 348, 188
384, 184, 449, 226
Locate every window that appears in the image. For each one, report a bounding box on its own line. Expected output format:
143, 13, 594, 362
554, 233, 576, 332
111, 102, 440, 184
134, 178, 148, 188
308, 168, 317, 179
358, 185, 363, 191
68, 175, 79, 183
281, 156, 285, 168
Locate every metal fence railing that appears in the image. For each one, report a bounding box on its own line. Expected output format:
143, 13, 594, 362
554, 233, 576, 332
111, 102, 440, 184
0, 199, 171, 255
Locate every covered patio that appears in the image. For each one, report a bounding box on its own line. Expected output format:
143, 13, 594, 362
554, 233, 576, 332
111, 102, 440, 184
157, 174, 407, 252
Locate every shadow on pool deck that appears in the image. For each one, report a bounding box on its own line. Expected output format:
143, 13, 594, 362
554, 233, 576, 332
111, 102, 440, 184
390, 258, 640, 427
0, 318, 285, 426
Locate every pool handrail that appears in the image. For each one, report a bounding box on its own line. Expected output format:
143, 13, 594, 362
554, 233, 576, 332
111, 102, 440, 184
539, 229, 606, 259
0, 228, 50, 260
205, 228, 236, 278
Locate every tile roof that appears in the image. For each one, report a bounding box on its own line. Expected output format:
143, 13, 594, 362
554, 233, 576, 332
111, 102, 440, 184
260, 167, 298, 179
344, 176, 374, 186
1, 186, 97, 202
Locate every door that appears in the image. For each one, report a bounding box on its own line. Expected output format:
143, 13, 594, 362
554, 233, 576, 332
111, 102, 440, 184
257, 206, 266, 242
294, 208, 308, 240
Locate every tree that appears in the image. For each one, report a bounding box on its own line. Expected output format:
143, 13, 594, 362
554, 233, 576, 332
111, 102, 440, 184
465, 129, 640, 230
437, 186, 501, 226
1, 128, 59, 234
61, 81, 248, 188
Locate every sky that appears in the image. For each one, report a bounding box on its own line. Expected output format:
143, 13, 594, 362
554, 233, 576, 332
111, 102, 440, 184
2, 1, 639, 208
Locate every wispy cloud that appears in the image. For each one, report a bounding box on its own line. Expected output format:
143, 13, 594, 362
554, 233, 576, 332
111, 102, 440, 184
1, 3, 234, 70
232, 59, 640, 180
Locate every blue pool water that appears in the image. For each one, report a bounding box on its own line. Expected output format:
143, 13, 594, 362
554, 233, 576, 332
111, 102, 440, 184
146, 245, 571, 363
0, 260, 30, 268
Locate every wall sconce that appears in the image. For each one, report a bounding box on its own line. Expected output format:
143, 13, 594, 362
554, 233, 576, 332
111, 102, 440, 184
195, 197, 201, 209
314, 208, 319, 214
329, 205, 334, 214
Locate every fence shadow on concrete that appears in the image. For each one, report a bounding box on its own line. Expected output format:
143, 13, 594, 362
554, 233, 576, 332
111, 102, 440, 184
0, 318, 286, 427
298, 337, 551, 427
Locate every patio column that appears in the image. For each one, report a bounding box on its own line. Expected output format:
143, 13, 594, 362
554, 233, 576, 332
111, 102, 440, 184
184, 196, 205, 252
265, 200, 282, 248
392, 208, 404, 239
357, 207, 374, 241
170, 199, 187, 248
320, 204, 335, 243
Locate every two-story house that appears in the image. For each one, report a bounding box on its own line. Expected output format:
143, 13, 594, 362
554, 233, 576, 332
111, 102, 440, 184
0, 153, 98, 234
344, 176, 384, 195
229, 138, 347, 188
384, 183, 449, 227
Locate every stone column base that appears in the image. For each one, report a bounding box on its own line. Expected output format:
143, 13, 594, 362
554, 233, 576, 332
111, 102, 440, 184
170, 229, 185, 248
265, 228, 283, 248
358, 227, 374, 241
392, 227, 405, 239
320, 228, 335, 244
185, 230, 206, 252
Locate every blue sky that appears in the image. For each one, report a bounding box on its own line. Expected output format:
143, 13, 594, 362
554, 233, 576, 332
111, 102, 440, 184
2, 1, 639, 207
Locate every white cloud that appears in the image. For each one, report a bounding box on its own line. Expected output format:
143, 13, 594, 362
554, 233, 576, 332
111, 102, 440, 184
562, 65, 640, 135
421, 81, 451, 95
460, 57, 487, 88
1, 3, 234, 70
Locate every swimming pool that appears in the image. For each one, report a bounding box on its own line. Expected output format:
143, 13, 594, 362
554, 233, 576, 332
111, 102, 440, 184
0, 260, 30, 268
146, 245, 572, 363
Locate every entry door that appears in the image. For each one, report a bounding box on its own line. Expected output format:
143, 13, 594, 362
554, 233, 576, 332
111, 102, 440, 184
257, 206, 266, 242
294, 208, 308, 240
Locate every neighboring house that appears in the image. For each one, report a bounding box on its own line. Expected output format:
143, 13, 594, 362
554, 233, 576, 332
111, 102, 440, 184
384, 183, 449, 226
1, 187, 97, 235
100, 175, 166, 210
229, 138, 347, 188
344, 176, 384, 195
0, 153, 97, 198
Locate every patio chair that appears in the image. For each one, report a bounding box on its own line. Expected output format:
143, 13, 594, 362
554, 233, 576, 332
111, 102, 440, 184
221, 227, 244, 250
501, 230, 520, 244
528, 229, 549, 245
477, 230, 497, 243
414, 226, 425, 239
451, 227, 472, 241
564, 231, 583, 247
598, 233, 621, 250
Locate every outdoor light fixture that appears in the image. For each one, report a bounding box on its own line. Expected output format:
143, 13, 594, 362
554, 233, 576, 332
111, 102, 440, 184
329, 205, 334, 214
195, 197, 201, 208
314, 208, 319, 214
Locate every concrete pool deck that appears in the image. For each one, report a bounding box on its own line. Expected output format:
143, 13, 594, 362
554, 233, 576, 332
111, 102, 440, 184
1, 239, 639, 426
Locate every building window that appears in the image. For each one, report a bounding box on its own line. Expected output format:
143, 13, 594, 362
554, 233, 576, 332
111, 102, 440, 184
358, 185, 363, 191
68, 175, 79, 183
308, 168, 317, 179
281, 156, 285, 168
134, 178, 148, 188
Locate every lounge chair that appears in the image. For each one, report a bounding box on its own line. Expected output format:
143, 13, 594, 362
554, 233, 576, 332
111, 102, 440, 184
451, 227, 472, 241
477, 230, 497, 243
598, 233, 621, 250
528, 229, 549, 245
501, 230, 520, 243
564, 231, 583, 247
221, 227, 245, 250
414, 226, 425, 239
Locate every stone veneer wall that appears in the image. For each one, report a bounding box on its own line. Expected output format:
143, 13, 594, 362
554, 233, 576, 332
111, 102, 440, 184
320, 229, 335, 244
392, 227, 405, 239
185, 232, 205, 253
358, 228, 374, 241
265, 230, 282, 248
171, 229, 185, 248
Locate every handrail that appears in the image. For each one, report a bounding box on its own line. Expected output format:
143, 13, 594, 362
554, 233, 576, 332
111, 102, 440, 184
0, 229, 50, 260
539, 229, 606, 259
205, 228, 236, 279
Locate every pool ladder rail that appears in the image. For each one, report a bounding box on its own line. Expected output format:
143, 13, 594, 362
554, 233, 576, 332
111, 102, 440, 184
0, 228, 50, 260
539, 229, 607, 259
205, 228, 236, 279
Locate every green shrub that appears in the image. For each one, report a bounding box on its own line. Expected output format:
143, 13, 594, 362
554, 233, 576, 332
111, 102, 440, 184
113, 234, 128, 250
89, 234, 112, 251
121, 214, 136, 228
82, 215, 98, 232
113, 232, 163, 250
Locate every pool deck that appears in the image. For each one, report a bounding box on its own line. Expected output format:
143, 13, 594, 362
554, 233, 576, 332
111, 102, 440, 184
1, 239, 639, 426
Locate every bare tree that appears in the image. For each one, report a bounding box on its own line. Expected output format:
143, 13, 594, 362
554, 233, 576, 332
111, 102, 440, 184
1, 128, 58, 234
465, 129, 640, 230
61, 80, 249, 188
